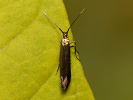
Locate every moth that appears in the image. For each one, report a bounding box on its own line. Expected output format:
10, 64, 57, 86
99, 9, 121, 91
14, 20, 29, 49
42, 8, 85, 90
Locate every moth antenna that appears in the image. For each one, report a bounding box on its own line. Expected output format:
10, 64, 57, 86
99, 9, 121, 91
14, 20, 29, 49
41, 10, 64, 34
66, 8, 85, 34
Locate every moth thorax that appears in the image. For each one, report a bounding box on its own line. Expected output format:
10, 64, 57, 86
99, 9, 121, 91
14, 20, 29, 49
62, 38, 69, 46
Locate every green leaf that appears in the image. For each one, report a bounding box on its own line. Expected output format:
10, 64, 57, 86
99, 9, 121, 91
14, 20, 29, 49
0, 0, 95, 100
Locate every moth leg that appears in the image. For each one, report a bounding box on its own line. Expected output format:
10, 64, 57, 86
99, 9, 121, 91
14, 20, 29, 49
70, 41, 80, 61
56, 62, 60, 75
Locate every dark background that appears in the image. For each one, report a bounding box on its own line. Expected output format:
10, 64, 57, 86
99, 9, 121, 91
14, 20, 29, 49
64, 0, 133, 100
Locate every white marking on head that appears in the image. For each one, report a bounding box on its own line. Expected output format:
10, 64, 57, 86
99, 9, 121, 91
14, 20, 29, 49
62, 39, 69, 46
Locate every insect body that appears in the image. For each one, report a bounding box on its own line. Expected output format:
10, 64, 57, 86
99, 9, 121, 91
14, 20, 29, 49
60, 32, 71, 90
41, 8, 85, 90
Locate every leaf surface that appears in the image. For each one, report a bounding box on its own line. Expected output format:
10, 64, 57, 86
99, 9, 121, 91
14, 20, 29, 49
0, 0, 95, 100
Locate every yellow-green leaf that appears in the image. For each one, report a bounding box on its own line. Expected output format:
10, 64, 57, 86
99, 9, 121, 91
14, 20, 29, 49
0, 0, 95, 100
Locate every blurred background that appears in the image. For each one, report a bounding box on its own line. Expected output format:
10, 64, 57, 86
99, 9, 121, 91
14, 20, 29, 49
64, 0, 133, 100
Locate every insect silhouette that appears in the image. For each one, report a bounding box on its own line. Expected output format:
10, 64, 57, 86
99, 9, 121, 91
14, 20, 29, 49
41, 8, 85, 90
